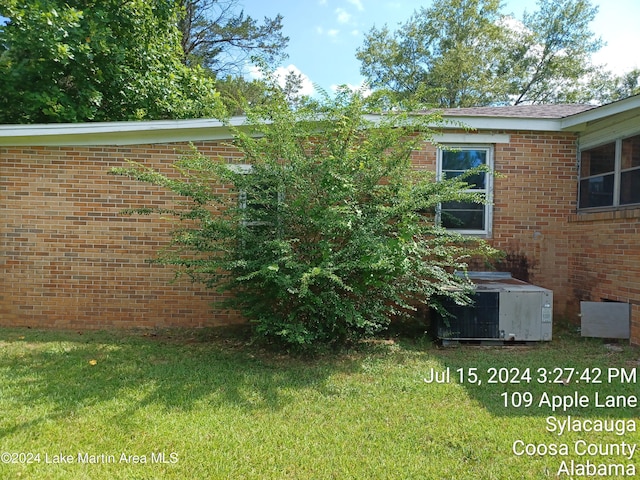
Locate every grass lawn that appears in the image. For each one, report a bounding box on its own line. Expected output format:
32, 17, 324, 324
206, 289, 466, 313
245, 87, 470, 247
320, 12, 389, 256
0, 325, 638, 479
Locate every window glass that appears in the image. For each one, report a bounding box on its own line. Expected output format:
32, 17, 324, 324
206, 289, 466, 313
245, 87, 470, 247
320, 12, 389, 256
580, 142, 615, 177
442, 150, 486, 170
579, 174, 614, 208
578, 134, 640, 211
237, 168, 283, 228
441, 201, 485, 230
442, 150, 487, 189
621, 135, 640, 170
439, 147, 491, 233
244, 180, 280, 213
441, 170, 486, 189
620, 169, 640, 205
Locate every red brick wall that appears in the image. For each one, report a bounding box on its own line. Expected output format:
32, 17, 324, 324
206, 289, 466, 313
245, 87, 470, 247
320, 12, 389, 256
417, 131, 639, 346
566, 210, 640, 345
0, 142, 243, 329
412, 131, 578, 320
491, 133, 577, 317
1, 134, 639, 344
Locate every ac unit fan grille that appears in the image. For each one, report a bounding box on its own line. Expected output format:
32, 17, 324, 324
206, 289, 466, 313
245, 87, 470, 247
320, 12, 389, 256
437, 292, 499, 339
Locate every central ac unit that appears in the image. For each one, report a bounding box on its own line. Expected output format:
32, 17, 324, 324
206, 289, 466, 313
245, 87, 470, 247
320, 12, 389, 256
434, 272, 553, 342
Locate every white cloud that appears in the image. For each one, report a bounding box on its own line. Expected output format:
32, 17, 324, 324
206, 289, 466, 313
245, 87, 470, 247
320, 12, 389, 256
246, 64, 263, 81
247, 63, 316, 97
498, 15, 637, 76
497, 16, 528, 35
593, 42, 639, 76
316, 26, 340, 38
336, 7, 352, 24
347, 0, 364, 11
591, 0, 639, 75
275, 65, 315, 96
498, 16, 545, 60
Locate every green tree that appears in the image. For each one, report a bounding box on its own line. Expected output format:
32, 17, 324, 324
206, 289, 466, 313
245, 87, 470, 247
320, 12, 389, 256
0, 0, 223, 123
215, 66, 307, 117
178, 0, 288, 76
589, 68, 640, 104
215, 75, 268, 116
111, 80, 498, 349
357, 0, 605, 107
357, 0, 507, 107
610, 69, 640, 100
505, 0, 603, 104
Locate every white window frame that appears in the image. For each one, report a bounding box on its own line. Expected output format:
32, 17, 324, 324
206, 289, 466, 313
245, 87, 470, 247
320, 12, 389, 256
436, 144, 494, 237
578, 133, 640, 211
230, 164, 284, 227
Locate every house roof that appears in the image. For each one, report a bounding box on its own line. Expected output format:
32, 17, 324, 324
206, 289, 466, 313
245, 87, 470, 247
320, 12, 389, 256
0, 95, 638, 146
440, 104, 596, 119
432, 96, 640, 132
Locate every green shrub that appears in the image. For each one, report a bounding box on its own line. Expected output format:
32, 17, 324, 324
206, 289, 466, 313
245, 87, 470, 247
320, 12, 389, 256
111, 86, 499, 349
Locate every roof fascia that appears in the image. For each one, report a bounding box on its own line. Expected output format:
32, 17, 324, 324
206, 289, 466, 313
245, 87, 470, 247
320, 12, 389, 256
8, 101, 637, 147
440, 115, 563, 132
0, 114, 382, 147
0, 117, 248, 146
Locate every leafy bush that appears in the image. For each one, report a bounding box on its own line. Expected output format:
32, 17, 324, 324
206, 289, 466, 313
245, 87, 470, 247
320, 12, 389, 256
111, 86, 499, 349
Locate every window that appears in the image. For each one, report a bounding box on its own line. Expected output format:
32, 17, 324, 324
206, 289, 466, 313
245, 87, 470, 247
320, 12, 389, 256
437, 146, 493, 235
232, 164, 284, 228
579, 142, 615, 208
579, 134, 640, 209
620, 135, 640, 205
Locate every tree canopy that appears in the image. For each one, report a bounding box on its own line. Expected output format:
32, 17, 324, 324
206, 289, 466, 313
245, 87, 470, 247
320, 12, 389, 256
358, 0, 507, 108
591, 68, 640, 104
0, 0, 224, 123
178, 0, 288, 77
357, 0, 613, 107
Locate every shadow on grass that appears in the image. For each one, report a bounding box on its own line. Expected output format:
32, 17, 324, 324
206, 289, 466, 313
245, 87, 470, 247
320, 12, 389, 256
1, 324, 637, 442
396, 325, 640, 419
0, 327, 365, 439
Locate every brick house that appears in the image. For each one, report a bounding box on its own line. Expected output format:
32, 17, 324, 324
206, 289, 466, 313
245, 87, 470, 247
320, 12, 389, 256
1, 95, 639, 345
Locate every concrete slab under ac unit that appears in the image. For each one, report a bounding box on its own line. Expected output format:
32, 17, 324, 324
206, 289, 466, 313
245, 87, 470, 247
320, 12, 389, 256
580, 301, 630, 339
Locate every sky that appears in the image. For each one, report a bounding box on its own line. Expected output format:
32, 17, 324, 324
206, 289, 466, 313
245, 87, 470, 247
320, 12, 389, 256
241, 0, 640, 96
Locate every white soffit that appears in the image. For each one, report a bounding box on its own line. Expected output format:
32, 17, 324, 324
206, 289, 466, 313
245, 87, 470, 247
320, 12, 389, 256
443, 115, 563, 132
0, 117, 247, 146
561, 95, 640, 131
578, 112, 640, 150
434, 133, 511, 144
